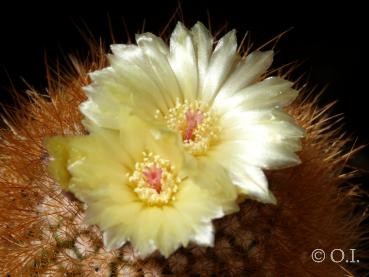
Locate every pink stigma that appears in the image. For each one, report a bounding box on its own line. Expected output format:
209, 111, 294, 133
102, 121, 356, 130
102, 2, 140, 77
143, 166, 163, 193
184, 110, 204, 142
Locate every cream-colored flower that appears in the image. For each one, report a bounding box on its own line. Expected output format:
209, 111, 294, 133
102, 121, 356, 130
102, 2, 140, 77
81, 22, 304, 204
45, 114, 238, 257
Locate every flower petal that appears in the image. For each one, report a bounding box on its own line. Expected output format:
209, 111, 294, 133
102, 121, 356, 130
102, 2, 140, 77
188, 159, 239, 214
45, 135, 129, 190
80, 67, 124, 129
223, 112, 305, 142
156, 207, 193, 257
169, 22, 198, 102
191, 222, 214, 246
131, 206, 163, 256
212, 139, 301, 170
217, 50, 273, 98
214, 77, 298, 113
85, 201, 141, 230
109, 44, 168, 114
136, 32, 181, 106
200, 29, 238, 103
44, 136, 73, 189
229, 164, 276, 204
103, 229, 126, 251
191, 22, 213, 98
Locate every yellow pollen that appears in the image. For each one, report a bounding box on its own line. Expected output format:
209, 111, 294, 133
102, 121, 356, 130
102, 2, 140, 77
164, 100, 220, 155
128, 152, 181, 206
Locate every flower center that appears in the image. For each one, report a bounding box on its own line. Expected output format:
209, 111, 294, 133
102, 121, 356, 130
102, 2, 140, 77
143, 166, 162, 193
128, 152, 180, 206
163, 100, 220, 156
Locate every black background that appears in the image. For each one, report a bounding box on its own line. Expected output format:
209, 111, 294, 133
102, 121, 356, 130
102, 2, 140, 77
0, 3, 368, 174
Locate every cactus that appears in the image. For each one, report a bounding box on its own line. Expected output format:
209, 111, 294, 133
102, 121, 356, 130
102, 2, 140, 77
0, 28, 367, 276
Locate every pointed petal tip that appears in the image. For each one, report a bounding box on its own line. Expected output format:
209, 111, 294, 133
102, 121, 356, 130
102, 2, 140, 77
103, 231, 126, 251
225, 29, 237, 41
172, 21, 189, 34
192, 21, 209, 31
247, 190, 278, 205
191, 21, 212, 43
267, 191, 278, 205
218, 28, 236, 42
135, 32, 155, 45
264, 49, 274, 55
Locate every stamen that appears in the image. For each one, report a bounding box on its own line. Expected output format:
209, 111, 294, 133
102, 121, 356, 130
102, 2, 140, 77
128, 152, 180, 206
164, 100, 220, 155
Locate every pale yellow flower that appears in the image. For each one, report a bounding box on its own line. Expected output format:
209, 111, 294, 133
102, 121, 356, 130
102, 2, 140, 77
81, 22, 304, 203
45, 114, 239, 257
